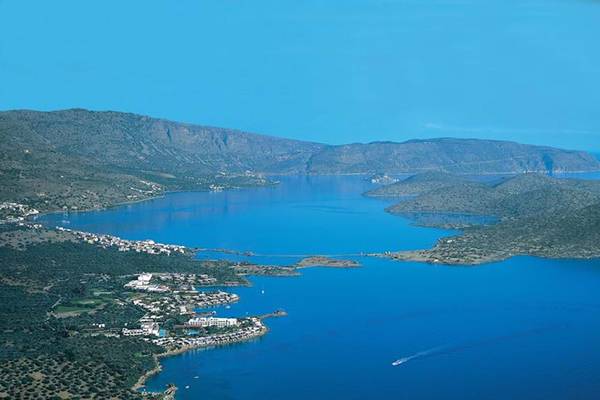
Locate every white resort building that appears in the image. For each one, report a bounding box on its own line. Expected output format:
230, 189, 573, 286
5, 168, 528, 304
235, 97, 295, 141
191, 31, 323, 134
187, 317, 239, 328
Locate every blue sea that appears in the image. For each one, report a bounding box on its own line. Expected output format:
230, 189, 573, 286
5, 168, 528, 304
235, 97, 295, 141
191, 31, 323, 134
40, 176, 600, 399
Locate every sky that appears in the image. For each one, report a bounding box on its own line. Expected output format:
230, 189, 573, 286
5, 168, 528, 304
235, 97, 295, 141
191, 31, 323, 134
1, 0, 599, 151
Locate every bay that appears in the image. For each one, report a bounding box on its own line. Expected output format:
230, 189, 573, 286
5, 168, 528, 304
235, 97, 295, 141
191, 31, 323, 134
40, 176, 600, 399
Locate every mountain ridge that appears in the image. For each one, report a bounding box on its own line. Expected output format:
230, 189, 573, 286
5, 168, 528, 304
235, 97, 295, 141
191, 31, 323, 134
2, 108, 599, 211
3, 108, 599, 174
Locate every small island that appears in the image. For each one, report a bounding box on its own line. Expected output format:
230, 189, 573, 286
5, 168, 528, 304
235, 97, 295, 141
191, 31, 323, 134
296, 256, 360, 268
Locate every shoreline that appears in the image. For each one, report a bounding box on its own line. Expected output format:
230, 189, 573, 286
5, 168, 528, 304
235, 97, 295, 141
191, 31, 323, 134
132, 324, 269, 394
370, 250, 503, 266
31, 179, 278, 220
30, 169, 600, 220
6, 170, 600, 399
21, 171, 600, 397
372, 250, 600, 267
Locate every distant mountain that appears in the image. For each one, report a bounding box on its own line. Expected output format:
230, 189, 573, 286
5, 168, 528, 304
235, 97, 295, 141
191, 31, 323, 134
0, 109, 323, 176
306, 138, 600, 175
3, 110, 599, 176
0, 109, 323, 210
1, 109, 599, 211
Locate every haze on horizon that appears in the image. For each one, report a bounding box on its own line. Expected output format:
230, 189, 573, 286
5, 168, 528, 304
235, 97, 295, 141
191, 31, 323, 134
1, 0, 599, 151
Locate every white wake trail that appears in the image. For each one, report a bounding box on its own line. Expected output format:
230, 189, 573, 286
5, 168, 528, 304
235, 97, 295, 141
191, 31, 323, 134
392, 346, 444, 367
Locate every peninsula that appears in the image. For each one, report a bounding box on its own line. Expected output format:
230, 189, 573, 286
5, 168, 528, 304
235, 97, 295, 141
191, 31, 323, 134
0, 218, 286, 399
372, 173, 600, 265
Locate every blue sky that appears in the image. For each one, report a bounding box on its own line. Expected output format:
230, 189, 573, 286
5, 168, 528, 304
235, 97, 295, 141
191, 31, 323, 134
1, 0, 599, 151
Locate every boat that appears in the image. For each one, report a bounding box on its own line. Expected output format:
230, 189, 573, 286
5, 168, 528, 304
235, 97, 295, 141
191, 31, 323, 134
392, 358, 408, 366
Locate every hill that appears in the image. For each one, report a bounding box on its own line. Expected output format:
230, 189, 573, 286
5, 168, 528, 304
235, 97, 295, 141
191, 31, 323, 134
378, 173, 600, 264
306, 138, 600, 175
2, 109, 599, 212
387, 173, 600, 221
0, 109, 323, 176
386, 202, 600, 265
364, 171, 468, 197
0, 109, 321, 210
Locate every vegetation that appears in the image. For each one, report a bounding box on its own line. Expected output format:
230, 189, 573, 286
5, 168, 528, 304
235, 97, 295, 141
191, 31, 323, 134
296, 256, 360, 268
2, 109, 599, 214
401, 203, 600, 264
307, 138, 600, 175
0, 236, 245, 399
365, 171, 469, 197
1, 109, 600, 398
377, 173, 600, 264
387, 173, 600, 221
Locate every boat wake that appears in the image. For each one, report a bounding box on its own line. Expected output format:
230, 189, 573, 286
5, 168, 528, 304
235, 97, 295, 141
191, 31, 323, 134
392, 346, 444, 367
391, 323, 566, 368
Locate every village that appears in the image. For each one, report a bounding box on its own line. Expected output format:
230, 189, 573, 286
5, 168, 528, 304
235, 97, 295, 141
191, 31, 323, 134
0, 201, 277, 382
56, 226, 188, 255
130, 289, 238, 315
124, 272, 219, 293
116, 274, 271, 379
119, 272, 240, 337
0, 201, 40, 224
109, 270, 281, 377
151, 317, 266, 353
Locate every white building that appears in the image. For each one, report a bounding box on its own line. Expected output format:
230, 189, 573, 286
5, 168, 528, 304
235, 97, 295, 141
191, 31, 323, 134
122, 328, 145, 336
124, 273, 169, 293
141, 322, 161, 336
122, 322, 160, 337
187, 317, 239, 328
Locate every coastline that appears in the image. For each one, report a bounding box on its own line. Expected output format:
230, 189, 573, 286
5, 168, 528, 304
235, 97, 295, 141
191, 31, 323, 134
373, 249, 600, 267
370, 250, 503, 266
20, 171, 600, 399
30, 168, 600, 220
132, 324, 269, 394
31, 179, 278, 220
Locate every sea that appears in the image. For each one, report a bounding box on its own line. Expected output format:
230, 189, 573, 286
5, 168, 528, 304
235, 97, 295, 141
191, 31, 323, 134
39, 175, 600, 399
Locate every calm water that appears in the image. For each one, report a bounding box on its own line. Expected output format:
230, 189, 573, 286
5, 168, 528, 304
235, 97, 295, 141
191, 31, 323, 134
40, 176, 600, 399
